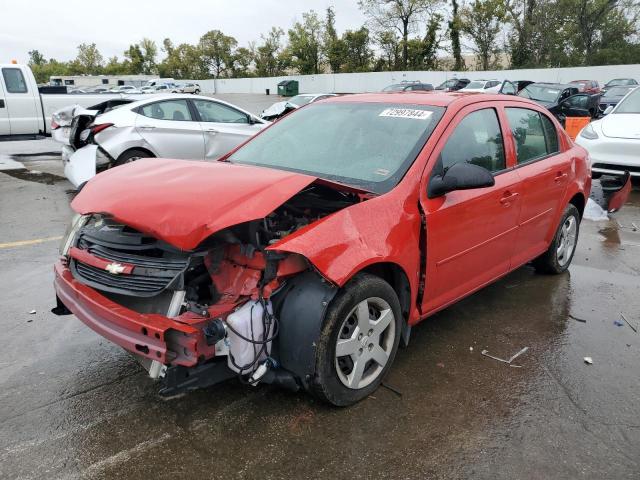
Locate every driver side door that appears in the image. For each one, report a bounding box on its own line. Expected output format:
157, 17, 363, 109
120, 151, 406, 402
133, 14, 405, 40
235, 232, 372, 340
191, 99, 264, 160
420, 105, 522, 315
560, 93, 592, 117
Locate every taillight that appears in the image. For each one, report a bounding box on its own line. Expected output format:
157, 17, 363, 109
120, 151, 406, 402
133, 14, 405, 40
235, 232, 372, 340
51, 120, 60, 130
91, 123, 114, 135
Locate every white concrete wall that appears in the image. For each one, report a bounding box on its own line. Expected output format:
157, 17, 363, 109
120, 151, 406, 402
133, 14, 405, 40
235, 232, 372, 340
185, 64, 640, 95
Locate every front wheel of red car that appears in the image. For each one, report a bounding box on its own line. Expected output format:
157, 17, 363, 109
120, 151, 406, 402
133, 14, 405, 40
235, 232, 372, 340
533, 204, 580, 274
310, 273, 402, 406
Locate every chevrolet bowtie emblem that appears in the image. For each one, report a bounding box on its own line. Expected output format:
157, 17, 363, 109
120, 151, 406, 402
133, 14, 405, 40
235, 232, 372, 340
105, 262, 126, 275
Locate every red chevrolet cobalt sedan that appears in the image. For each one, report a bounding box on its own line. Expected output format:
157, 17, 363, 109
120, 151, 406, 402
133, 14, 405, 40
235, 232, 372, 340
53, 93, 591, 406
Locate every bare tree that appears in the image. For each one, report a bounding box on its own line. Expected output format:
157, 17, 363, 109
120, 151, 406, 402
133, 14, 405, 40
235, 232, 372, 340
359, 0, 440, 68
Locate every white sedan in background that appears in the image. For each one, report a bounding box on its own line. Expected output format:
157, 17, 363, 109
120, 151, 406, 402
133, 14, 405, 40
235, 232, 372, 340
460, 80, 503, 93
59, 94, 268, 187
576, 86, 640, 177
260, 93, 337, 120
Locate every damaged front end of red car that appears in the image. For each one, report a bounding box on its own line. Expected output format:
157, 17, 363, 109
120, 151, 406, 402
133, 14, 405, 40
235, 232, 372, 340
53, 159, 368, 395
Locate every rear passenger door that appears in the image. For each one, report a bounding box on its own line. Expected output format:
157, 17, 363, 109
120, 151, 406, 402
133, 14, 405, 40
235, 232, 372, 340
421, 105, 522, 314
135, 99, 205, 159
503, 106, 570, 267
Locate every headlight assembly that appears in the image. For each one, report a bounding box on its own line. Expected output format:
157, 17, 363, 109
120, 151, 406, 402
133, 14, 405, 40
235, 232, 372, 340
59, 214, 90, 256
579, 123, 599, 140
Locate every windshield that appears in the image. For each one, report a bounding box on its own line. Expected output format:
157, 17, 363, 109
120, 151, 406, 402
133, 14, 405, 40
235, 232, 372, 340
613, 88, 640, 114
288, 95, 314, 106
603, 86, 636, 98
382, 84, 408, 92
607, 79, 635, 87
465, 81, 486, 89
228, 102, 444, 193
518, 85, 561, 102
436, 79, 458, 89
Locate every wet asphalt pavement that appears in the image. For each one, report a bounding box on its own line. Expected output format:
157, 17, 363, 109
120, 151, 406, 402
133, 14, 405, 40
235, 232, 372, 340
1, 96, 639, 479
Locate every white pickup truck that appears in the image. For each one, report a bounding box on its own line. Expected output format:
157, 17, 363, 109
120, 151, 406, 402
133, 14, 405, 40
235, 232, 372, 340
0, 63, 141, 140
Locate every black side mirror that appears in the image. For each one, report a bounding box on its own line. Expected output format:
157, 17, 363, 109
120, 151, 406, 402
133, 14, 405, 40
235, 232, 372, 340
428, 162, 495, 198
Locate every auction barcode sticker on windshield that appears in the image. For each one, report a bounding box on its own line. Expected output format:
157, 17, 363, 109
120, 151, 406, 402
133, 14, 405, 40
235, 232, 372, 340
379, 108, 433, 120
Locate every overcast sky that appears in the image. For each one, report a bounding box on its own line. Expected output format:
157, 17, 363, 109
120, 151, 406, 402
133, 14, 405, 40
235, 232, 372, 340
1, 0, 368, 63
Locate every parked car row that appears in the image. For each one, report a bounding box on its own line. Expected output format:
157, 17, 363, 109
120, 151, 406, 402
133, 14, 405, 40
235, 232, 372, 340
69, 82, 202, 95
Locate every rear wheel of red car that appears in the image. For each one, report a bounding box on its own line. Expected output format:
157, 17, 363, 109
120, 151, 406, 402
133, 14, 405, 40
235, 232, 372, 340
114, 149, 153, 167
310, 273, 402, 406
533, 204, 580, 274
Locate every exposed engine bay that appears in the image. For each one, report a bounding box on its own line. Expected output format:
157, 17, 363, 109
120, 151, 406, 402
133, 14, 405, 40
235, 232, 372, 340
63, 182, 362, 392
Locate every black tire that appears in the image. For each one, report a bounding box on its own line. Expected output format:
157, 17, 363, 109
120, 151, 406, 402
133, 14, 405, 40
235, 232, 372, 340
194, 89, 200, 95
114, 149, 153, 167
533, 204, 580, 274
309, 273, 402, 406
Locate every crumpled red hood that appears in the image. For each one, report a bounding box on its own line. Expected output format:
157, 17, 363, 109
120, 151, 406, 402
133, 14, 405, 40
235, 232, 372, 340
71, 158, 316, 250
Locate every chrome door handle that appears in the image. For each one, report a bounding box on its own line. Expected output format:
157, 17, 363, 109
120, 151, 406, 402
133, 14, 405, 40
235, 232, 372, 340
500, 192, 520, 205
139, 125, 156, 130
204, 128, 218, 134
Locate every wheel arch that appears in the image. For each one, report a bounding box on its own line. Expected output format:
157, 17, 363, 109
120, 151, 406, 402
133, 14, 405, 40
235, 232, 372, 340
569, 191, 586, 218
116, 146, 156, 163
358, 261, 413, 347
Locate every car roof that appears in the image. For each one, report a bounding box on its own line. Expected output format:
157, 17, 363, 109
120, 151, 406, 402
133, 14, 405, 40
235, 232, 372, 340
121, 94, 260, 118
323, 91, 543, 109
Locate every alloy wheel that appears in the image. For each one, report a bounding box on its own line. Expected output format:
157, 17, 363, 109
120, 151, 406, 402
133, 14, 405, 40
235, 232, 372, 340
334, 297, 395, 389
557, 216, 577, 266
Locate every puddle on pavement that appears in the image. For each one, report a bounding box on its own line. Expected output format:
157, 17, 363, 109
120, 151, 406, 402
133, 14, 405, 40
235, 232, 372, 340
0, 167, 65, 185
598, 226, 622, 246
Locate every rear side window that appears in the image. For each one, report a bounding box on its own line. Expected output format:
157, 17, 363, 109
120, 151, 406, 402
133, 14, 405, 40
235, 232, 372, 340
2, 68, 28, 93
540, 114, 559, 154
440, 109, 505, 173
505, 108, 557, 164
140, 100, 192, 121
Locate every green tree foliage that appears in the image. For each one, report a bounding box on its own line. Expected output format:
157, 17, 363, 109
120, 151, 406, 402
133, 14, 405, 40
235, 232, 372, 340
70, 43, 104, 74
461, 0, 507, 70
376, 31, 402, 70
158, 43, 208, 79
406, 14, 443, 69
288, 10, 324, 74
254, 27, 289, 76
200, 30, 238, 77
449, 0, 465, 70
231, 47, 255, 77
342, 27, 374, 72
124, 44, 144, 74
19, 2, 640, 82
139, 38, 158, 74
323, 7, 346, 73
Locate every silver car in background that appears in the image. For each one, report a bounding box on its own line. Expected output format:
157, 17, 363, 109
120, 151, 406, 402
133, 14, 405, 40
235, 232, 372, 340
180, 82, 201, 94
60, 94, 268, 187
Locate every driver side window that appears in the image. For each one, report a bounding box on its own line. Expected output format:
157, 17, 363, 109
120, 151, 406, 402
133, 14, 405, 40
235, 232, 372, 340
565, 95, 589, 109
440, 109, 506, 173
193, 99, 249, 123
